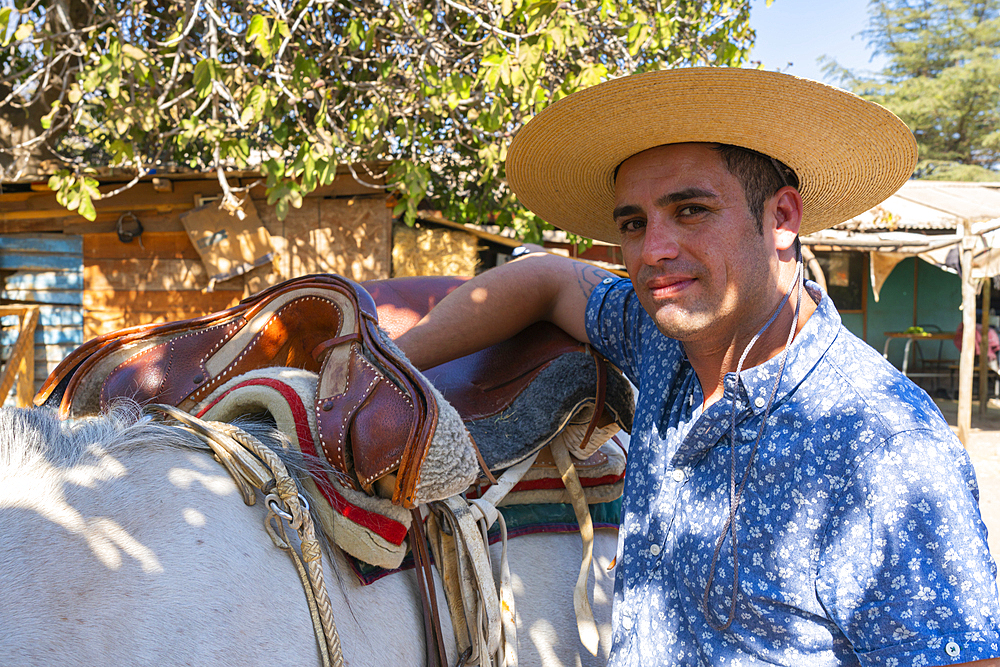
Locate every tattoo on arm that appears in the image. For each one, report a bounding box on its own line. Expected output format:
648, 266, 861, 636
574, 262, 615, 299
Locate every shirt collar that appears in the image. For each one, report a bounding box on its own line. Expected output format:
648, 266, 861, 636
668, 282, 841, 471
733, 281, 840, 416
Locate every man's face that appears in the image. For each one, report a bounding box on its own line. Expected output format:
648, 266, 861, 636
613, 143, 780, 347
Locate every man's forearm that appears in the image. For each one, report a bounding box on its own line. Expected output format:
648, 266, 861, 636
395, 252, 611, 370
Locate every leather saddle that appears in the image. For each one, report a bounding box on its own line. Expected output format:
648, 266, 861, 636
36, 274, 633, 509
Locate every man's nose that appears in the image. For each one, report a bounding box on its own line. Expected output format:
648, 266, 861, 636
641, 217, 680, 265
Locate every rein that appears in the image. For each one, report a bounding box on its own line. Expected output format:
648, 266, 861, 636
145, 405, 345, 667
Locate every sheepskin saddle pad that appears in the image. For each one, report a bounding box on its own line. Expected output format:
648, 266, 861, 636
364, 276, 634, 466
190, 367, 628, 571
36, 274, 634, 511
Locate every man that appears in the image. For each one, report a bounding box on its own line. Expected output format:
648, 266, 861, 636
396, 68, 1000, 665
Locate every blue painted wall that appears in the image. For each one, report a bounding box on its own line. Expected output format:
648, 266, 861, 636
836, 256, 962, 372
0, 234, 84, 400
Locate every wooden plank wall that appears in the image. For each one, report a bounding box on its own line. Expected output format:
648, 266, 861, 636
83, 231, 243, 339
0, 233, 84, 397
0, 172, 393, 350
258, 196, 392, 283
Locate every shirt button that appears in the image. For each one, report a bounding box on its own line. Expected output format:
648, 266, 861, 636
754, 396, 766, 408
602, 277, 614, 284
671, 468, 686, 482
649, 544, 661, 556
945, 642, 961, 657
621, 616, 634, 630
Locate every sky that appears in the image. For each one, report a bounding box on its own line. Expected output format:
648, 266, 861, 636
748, 0, 888, 83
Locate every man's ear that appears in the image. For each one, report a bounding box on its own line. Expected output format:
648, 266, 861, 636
770, 186, 803, 252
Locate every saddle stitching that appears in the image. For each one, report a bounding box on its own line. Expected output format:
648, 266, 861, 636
355, 351, 413, 408
100, 320, 240, 411
352, 352, 413, 483
315, 348, 380, 478
196, 318, 247, 367
192, 295, 343, 402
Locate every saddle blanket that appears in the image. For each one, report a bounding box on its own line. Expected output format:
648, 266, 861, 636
346, 498, 622, 585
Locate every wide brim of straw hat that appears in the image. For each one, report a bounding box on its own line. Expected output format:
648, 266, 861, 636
506, 67, 917, 245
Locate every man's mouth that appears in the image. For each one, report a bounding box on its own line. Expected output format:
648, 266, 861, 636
646, 276, 695, 299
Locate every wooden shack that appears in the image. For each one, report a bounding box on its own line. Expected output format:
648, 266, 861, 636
0, 169, 392, 398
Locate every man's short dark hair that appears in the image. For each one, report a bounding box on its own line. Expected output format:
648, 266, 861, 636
711, 144, 799, 234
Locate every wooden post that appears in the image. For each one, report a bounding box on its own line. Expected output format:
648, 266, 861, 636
800, 245, 827, 293
981, 278, 992, 416
0, 306, 38, 407
958, 227, 977, 445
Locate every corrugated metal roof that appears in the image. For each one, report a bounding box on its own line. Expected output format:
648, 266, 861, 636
834, 181, 1000, 232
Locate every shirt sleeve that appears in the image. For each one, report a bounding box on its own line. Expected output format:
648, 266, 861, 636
816, 428, 1000, 666
584, 276, 649, 387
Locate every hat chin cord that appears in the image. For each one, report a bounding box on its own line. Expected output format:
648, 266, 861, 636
702, 243, 804, 632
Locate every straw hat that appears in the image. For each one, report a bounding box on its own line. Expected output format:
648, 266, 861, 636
506, 67, 917, 245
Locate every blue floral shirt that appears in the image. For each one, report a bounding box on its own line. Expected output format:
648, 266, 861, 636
585, 277, 1000, 667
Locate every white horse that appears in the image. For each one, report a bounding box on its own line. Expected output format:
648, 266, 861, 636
0, 405, 618, 667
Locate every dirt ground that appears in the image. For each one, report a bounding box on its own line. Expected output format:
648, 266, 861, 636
932, 398, 1000, 560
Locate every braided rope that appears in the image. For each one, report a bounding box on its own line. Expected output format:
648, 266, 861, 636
145, 405, 344, 667
213, 421, 345, 666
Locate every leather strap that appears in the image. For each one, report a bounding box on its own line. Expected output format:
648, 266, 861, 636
470, 435, 499, 486
551, 438, 600, 656
580, 346, 609, 453
409, 509, 449, 667
310, 332, 362, 363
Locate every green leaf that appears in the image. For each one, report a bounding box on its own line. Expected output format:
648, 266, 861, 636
47, 170, 69, 192
274, 19, 290, 40
241, 85, 267, 125
193, 58, 220, 98
0, 9, 12, 46
109, 139, 134, 163
302, 153, 317, 192
106, 74, 121, 99
246, 15, 272, 58
78, 192, 97, 221
273, 122, 289, 145
262, 159, 284, 188
316, 159, 337, 186
481, 52, 505, 67
346, 18, 363, 49
122, 44, 148, 63
40, 101, 59, 130
63, 186, 81, 211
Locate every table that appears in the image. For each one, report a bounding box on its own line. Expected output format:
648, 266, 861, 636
882, 331, 955, 377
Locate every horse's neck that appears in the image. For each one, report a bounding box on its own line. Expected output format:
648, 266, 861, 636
0, 442, 432, 666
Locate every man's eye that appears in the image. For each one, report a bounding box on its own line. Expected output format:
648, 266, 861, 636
678, 205, 707, 217
618, 218, 645, 234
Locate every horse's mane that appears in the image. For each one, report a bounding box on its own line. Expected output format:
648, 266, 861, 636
0, 403, 208, 471
0, 403, 312, 488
